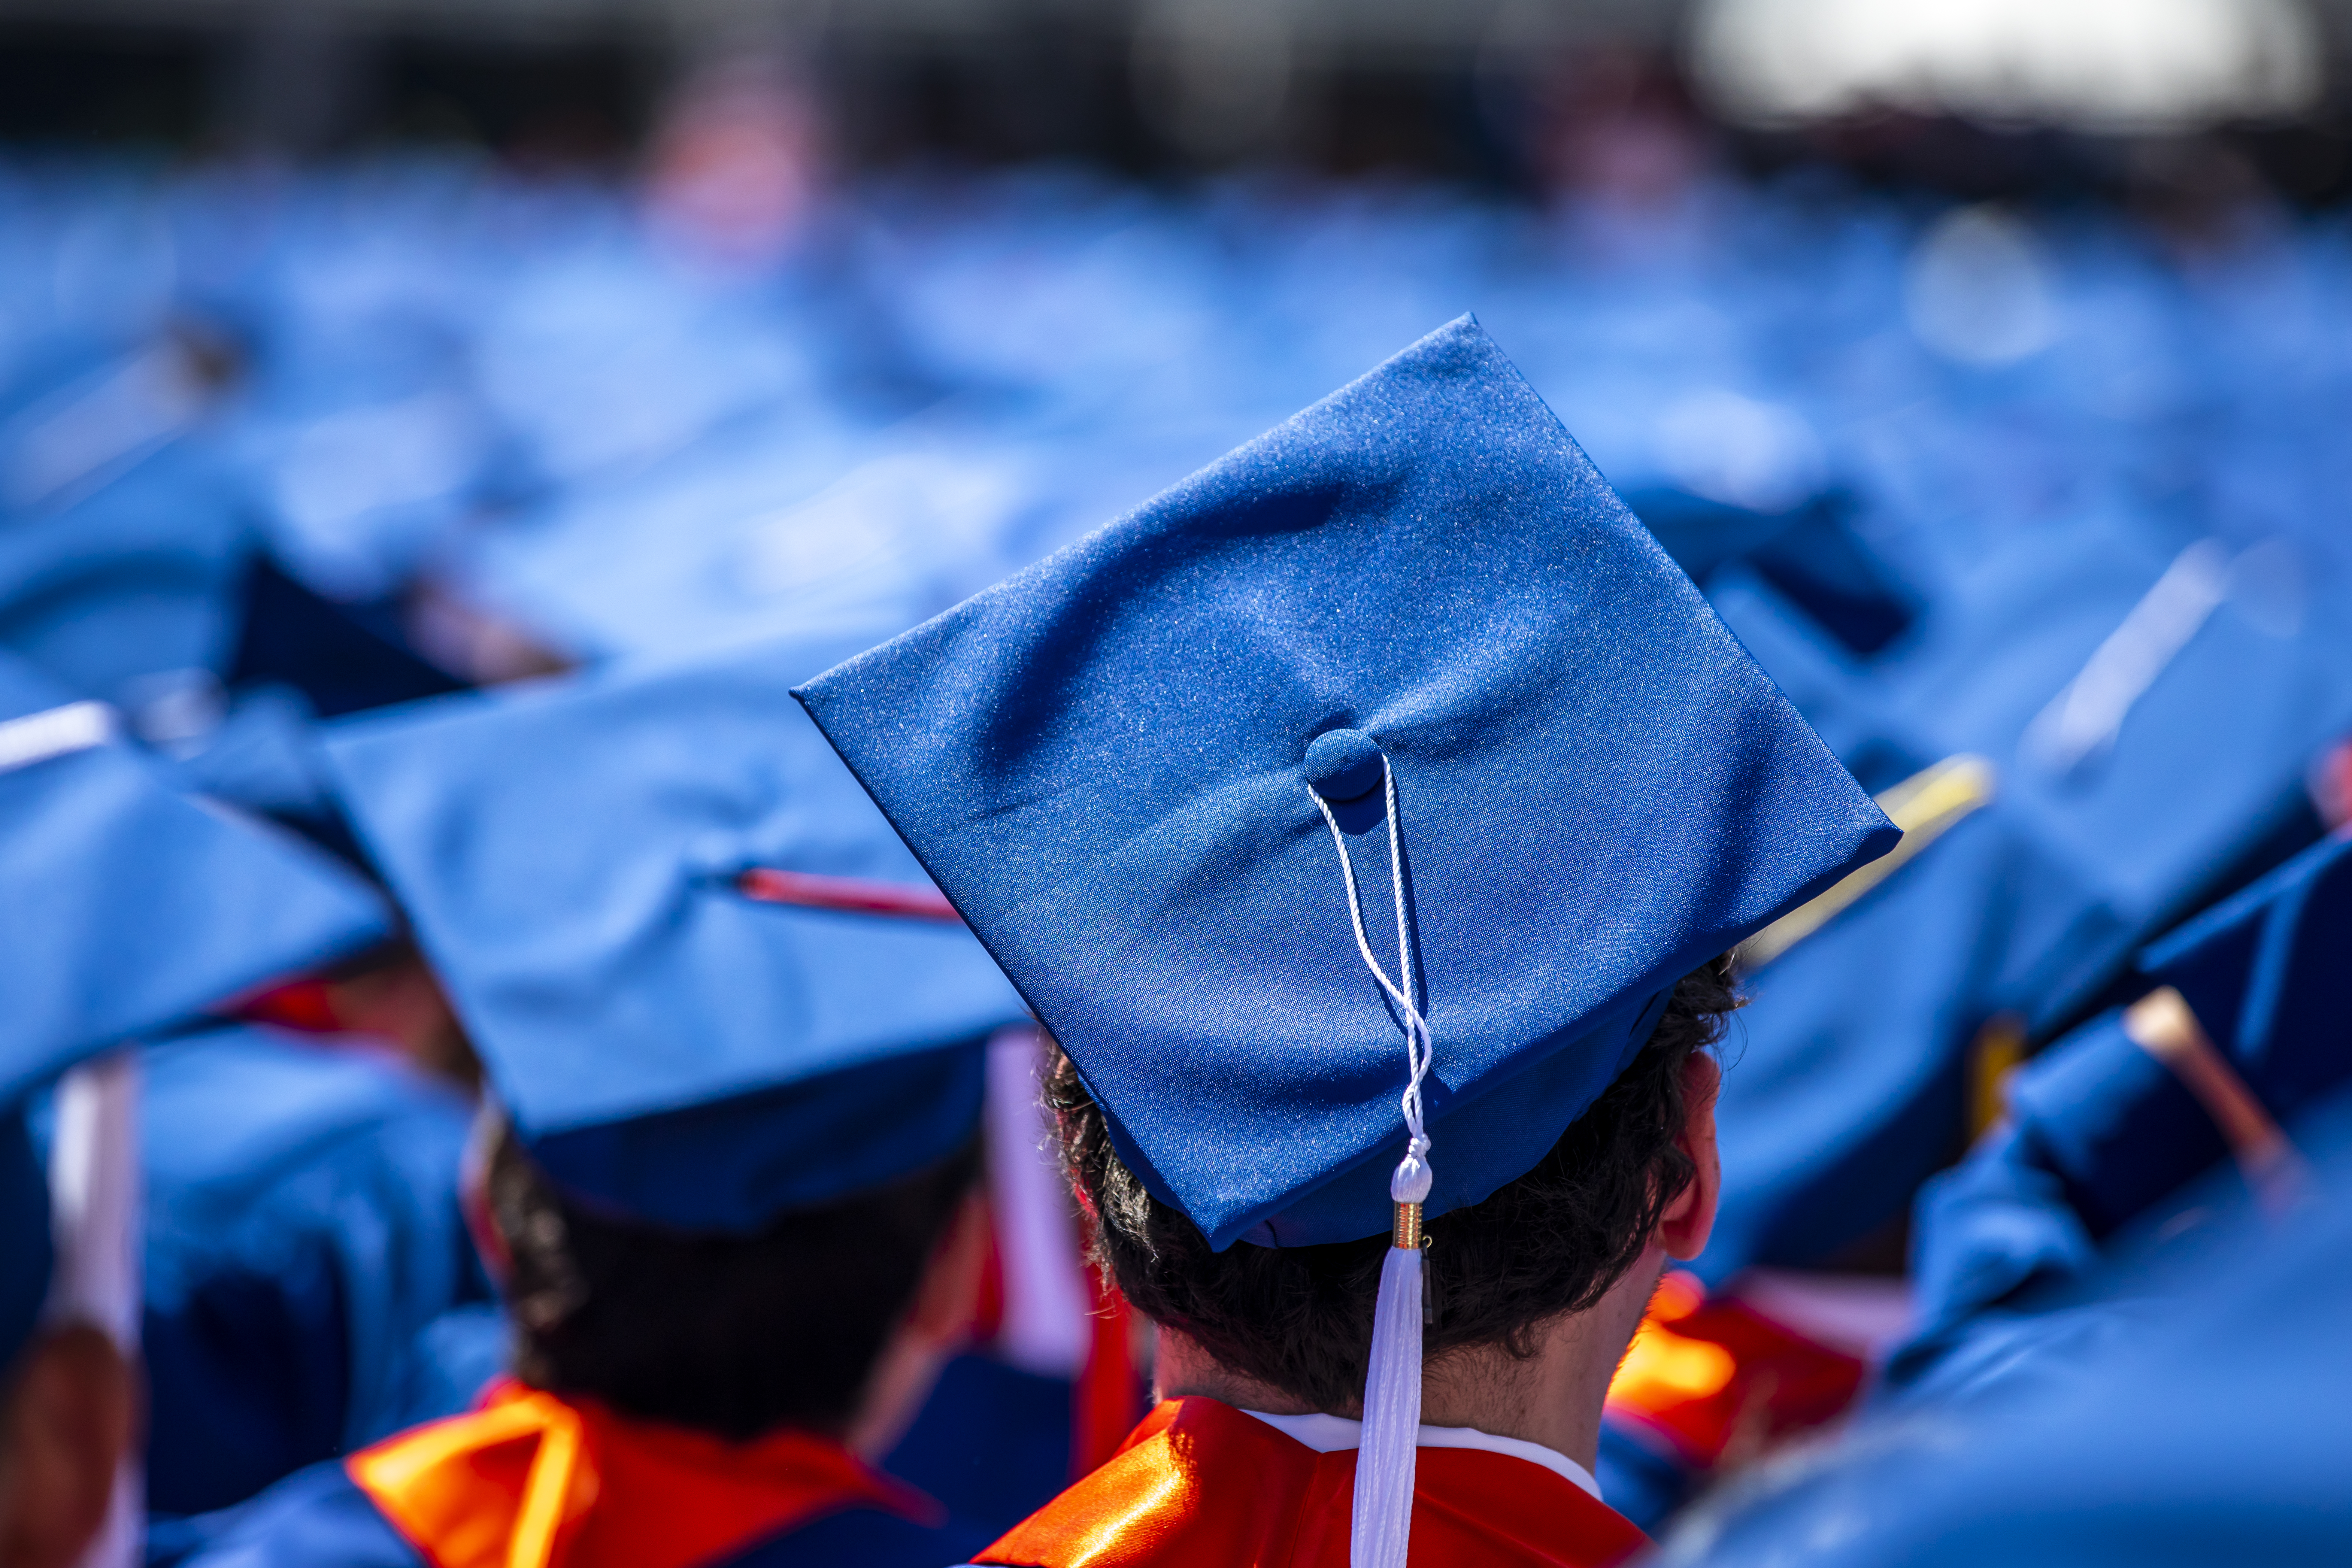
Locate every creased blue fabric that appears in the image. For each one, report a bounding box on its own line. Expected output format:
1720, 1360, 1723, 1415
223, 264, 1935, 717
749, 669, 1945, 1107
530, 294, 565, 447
321, 633, 1026, 1232
797, 316, 1894, 1247
1653, 1094, 2352, 1568
139, 1026, 487, 1516
1883, 830, 2352, 1404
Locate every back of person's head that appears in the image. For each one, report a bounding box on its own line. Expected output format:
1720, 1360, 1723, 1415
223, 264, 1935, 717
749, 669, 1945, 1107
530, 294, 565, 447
482, 1119, 980, 1441
1049, 956, 1739, 1413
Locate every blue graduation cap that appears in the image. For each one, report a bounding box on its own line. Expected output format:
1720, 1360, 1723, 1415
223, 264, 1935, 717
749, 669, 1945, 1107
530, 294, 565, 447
794, 316, 1896, 1252
1892, 827, 2352, 1393
1686, 511, 2352, 1278
1655, 1094, 2352, 1568
0, 393, 252, 722
0, 651, 393, 1107
319, 634, 1030, 1235
0, 649, 392, 1370
1713, 511, 2352, 1031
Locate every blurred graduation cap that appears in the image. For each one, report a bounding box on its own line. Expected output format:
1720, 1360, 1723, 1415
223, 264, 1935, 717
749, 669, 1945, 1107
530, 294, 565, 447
0, 649, 393, 1370
227, 555, 469, 721
794, 316, 1896, 1253
1654, 1094, 2352, 1568
320, 634, 1029, 1235
1717, 513, 2352, 1031
1691, 515, 2352, 1275
1624, 485, 1921, 658
1891, 827, 2352, 1397
0, 430, 250, 732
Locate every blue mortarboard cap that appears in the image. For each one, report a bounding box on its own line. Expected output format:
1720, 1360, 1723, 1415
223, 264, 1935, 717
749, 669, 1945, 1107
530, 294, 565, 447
1713, 516, 2352, 1030
796, 317, 1896, 1249
0, 652, 393, 1108
1656, 1095, 2352, 1568
1888, 831, 2352, 1398
321, 637, 1030, 1234
1996, 829, 2352, 1239
0, 650, 391, 1367
0, 424, 251, 719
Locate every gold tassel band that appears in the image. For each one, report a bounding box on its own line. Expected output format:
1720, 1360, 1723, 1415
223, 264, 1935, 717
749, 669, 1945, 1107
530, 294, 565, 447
1392, 1200, 1422, 1250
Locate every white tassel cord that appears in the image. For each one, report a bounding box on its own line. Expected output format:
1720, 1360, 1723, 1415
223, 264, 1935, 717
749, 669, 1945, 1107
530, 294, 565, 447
1310, 757, 1434, 1568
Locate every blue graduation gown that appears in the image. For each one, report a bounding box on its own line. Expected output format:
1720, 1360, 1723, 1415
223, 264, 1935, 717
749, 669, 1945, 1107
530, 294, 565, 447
140, 1025, 490, 1516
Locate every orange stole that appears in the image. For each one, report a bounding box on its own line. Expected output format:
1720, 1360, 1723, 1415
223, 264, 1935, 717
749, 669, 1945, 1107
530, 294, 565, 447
976, 1398, 1649, 1568
346, 1380, 937, 1568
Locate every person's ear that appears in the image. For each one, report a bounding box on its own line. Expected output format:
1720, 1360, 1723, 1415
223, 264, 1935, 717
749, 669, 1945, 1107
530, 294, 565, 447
0, 1323, 134, 1568
903, 1189, 991, 1346
1657, 1053, 1722, 1262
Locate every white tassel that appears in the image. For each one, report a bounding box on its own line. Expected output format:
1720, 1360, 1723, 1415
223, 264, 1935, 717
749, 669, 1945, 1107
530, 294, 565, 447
1352, 1151, 1432, 1568
48, 1052, 144, 1568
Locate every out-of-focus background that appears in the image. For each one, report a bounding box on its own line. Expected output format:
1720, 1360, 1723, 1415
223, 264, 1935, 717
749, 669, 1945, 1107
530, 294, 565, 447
12, 0, 2352, 1541
6, 0, 2350, 691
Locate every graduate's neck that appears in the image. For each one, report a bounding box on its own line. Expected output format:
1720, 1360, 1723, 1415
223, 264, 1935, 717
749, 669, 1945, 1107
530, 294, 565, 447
1153, 1245, 1664, 1475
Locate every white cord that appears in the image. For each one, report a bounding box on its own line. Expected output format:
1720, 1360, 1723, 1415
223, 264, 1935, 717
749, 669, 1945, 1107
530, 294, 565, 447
1310, 756, 1435, 1568
1309, 758, 1433, 1185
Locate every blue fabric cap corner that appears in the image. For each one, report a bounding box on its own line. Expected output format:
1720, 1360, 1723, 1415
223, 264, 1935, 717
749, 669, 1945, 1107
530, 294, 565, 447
0, 647, 392, 1368
795, 316, 1897, 1249
321, 635, 1028, 1234
0, 651, 393, 1108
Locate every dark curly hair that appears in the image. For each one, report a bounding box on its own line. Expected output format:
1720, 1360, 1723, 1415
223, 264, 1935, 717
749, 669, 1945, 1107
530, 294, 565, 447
1046, 955, 1739, 1413
484, 1120, 980, 1440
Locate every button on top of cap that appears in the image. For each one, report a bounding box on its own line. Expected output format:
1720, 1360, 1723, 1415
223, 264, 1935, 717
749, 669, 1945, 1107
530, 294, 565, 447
1305, 728, 1386, 803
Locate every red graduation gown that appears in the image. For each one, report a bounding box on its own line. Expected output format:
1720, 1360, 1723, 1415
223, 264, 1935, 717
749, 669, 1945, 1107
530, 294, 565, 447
974, 1397, 1651, 1568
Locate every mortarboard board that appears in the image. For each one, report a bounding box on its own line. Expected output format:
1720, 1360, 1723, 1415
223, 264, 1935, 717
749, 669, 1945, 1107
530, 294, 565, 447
320, 635, 1029, 1235
795, 317, 1895, 1562
795, 315, 1895, 1254
0, 650, 393, 1370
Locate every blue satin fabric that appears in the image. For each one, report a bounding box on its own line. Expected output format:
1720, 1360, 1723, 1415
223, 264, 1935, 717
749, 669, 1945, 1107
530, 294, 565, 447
1887, 831, 2352, 1387
139, 1026, 490, 1517
1651, 1095, 2352, 1568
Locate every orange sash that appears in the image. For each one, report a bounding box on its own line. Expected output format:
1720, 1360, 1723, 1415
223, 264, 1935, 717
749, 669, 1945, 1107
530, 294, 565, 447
346, 1380, 938, 1568
976, 1397, 1648, 1568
